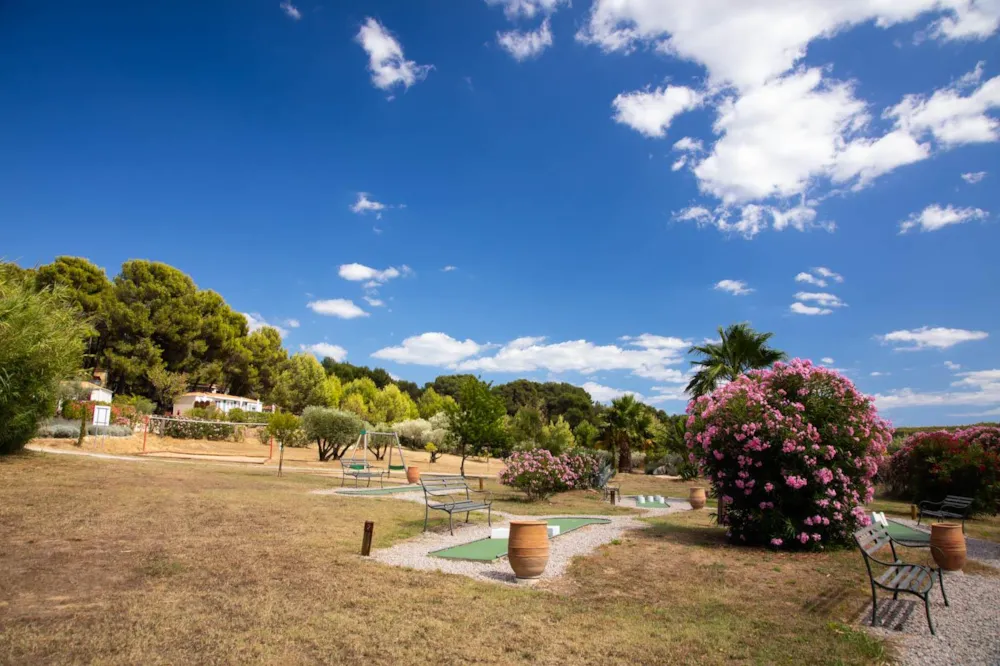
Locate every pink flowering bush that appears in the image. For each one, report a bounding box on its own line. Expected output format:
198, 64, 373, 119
499, 449, 601, 500
888, 427, 1000, 515
686, 359, 892, 550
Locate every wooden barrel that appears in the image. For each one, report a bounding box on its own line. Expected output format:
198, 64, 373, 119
406, 466, 420, 484
930, 523, 966, 571
689, 487, 707, 510
508, 521, 550, 579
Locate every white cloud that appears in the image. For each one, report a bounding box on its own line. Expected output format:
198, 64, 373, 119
879, 326, 989, 351
886, 69, 1000, 147
300, 342, 347, 361
645, 385, 691, 404
363, 296, 385, 307
497, 19, 553, 61
945, 360, 962, 370
790, 302, 833, 316
795, 272, 825, 287
582, 381, 645, 404
899, 204, 989, 233
350, 193, 387, 217
612, 86, 703, 138
876, 368, 1000, 411
307, 299, 370, 319
576, 1, 1000, 91
821, 357, 835, 364
676, 203, 827, 239
794, 292, 847, 308
442, 265, 458, 272
338, 263, 407, 284
485, 0, 569, 20
673, 137, 703, 153
356, 18, 431, 91
962, 171, 987, 184
285, 319, 300, 328
671, 157, 687, 171
243, 313, 289, 338
713, 279, 753, 296
870, 371, 888, 377
279, 1, 301, 20
372, 332, 485, 365
813, 267, 844, 283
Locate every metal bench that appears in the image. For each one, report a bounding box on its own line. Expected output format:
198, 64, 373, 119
854, 524, 948, 635
420, 475, 493, 535
918, 495, 974, 533
339, 459, 387, 488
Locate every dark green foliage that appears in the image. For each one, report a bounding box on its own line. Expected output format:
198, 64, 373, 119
322, 359, 395, 390
686, 323, 786, 397
1, 266, 89, 454
601, 395, 652, 472
445, 376, 510, 473
425, 374, 478, 400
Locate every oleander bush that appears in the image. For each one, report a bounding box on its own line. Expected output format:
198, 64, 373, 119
686, 359, 892, 550
887, 426, 1000, 515
498, 449, 602, 500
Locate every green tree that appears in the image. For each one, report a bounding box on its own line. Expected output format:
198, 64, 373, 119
417, 386, 448, 418
686, 323, 787, 397
509, 406, 544, 445
602, 395, 652, 472
494, 379, 542, 416
34, 256, 112, 368
538, 415, 575, 455
445, 376, 509, 474
1, 268, 90, 454
301, 406, 362, 461
227, 326, 288, 401
425, 374, 478, 401
146, 365, 189, 411
267, 412, 301, 476
375, 384, 419, 424
271, 353, 327, 413
573, 420, 600, 449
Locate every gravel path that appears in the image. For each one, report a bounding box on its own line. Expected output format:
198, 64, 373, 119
316, 488, 690, 586
858, 518, 1000, 665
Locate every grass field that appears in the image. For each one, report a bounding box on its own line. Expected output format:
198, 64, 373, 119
1, 451, 956, 665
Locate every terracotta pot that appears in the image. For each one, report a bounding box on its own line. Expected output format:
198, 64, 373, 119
930, 523, 966, 571
689, 487, 707, 510
508, 520, 550, 579
406, 466, 420, 484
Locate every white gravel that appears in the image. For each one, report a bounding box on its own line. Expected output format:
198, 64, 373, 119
858, 518, 1000, 665
336, 491, 690, 586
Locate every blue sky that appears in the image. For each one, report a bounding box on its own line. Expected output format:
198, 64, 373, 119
2, 0, 999, 425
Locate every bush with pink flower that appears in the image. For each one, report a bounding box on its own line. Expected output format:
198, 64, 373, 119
498, 449, 601, 501
686, 359, 892, 550
887, 427, 1000, 516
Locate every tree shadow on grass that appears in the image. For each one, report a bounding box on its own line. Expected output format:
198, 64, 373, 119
639, 520, 729, 548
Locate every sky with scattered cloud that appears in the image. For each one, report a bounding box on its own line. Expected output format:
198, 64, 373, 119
2, 0, 998, 424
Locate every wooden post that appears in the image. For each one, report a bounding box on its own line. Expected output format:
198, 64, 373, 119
478, 477, 484, 491
361, 521, 374, 556
610, 489, 616, 506
277, 441, 285, 477
910, 504, 918, 520
142, 416, 149, 453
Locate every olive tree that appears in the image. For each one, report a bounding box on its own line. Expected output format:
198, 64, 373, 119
301, 406, 362, 461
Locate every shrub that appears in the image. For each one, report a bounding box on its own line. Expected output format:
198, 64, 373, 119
62, 400, 137, 427
36, 419, 81, 438
498, 449, 602, 500
425, 442, 440, 463
686, 359, 892, 550
888, 427, 1000, 515
1, 269, 89, 454
87, 424, 134, 437
152, 417, 236, 441
301, 407, 362, 461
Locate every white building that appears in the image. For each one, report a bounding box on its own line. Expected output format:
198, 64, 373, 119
78, 381, 113, 403
173, 392, 263, 417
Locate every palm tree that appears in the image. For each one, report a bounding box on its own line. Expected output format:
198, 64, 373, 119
602, 395, 652, 472
686, 323, 786, 398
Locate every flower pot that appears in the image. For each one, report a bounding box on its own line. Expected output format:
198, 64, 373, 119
689, 487, 707, 510
930, 523, 966, 571
508, 520, 550, 579
406, 466, 420, 484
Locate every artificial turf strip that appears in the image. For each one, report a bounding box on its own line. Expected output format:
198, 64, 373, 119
429, 517, 612, 561
335, 484, 421, 495
884, 520, 931, 543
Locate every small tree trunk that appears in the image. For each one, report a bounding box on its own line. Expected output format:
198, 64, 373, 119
618, 436, 631, 473
76, 405, 86, 447
278, 441, 285, 477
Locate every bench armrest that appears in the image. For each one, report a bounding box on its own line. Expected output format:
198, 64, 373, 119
918, 500, 944, 510
469, 488, 493, 504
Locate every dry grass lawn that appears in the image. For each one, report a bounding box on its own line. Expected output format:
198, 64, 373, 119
1, 452, 929, 665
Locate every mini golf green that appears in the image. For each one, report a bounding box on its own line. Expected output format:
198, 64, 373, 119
885, 520, 931, 543
429, 517, 612, 561
336, 484, 420, 496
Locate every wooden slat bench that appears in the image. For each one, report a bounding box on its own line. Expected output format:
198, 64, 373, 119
854, 524, 948, 635
420, 475, 493, 535
918, 495, 974, 533
339, 460, 386, 488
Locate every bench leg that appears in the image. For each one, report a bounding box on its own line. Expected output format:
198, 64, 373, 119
869, 585, 878, 627
923, 595, 935, 635
466, 511, 470, 523
341, 473, 345, 487
424, 504, 429, 532
938, 569, 949, 607
449, 513, 454, 536
488, 506, 492, 527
